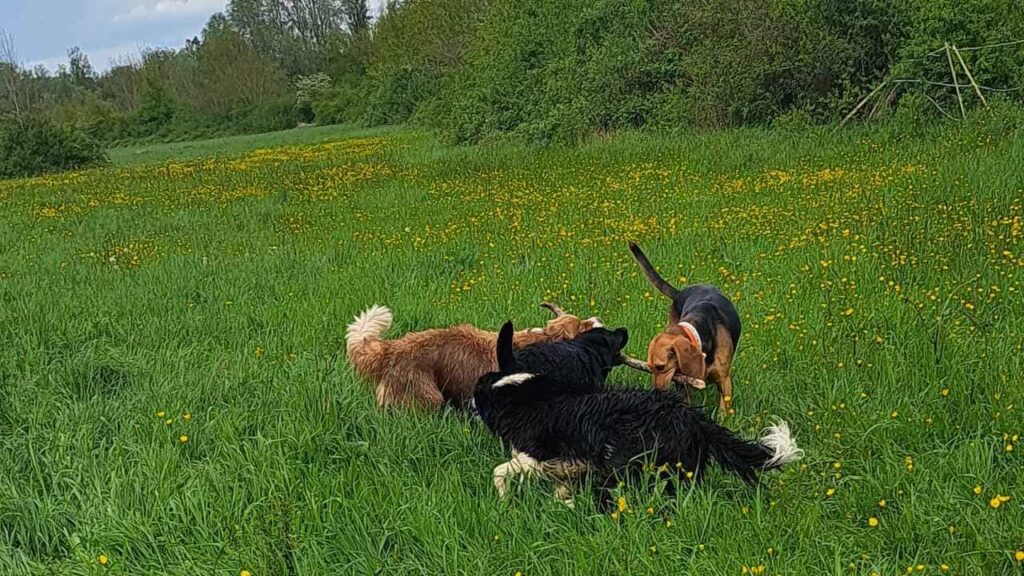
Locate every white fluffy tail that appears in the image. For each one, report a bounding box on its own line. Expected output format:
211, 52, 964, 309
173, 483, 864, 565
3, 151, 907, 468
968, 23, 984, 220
760, 420, 804, 467
346, 305, 393, 355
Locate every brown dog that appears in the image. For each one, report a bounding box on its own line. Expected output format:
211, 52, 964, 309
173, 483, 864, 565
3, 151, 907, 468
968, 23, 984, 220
629, 243, 741, 413
345, 303, 603, 410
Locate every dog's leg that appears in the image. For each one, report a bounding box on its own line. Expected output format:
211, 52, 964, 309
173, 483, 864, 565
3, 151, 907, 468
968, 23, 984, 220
375, 372, 444, 411
716, 375, 734, 413
493, 451, 541, 498
708, 325, 736, 416
543, 459, 588, 509
553, 483, 575, 508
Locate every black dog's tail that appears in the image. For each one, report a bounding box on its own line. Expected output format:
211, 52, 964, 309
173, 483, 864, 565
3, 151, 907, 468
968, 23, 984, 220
628, 242, 678, 299
697, 417, 803, 483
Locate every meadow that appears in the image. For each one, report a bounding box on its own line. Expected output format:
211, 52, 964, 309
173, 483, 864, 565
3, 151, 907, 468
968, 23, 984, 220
0, 122, 1022, 575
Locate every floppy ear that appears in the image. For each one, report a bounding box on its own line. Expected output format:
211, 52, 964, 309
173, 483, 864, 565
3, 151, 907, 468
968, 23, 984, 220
614, 327, 629, 349
496, 321, 515, 372
678, 322, 702, 350
671, 336, 692, 373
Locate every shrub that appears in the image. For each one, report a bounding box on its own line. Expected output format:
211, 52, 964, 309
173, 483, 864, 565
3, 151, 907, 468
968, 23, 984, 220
0, 115, 108, 179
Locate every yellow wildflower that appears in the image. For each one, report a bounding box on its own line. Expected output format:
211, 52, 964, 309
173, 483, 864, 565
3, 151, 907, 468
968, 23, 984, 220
867, 517, 879, 527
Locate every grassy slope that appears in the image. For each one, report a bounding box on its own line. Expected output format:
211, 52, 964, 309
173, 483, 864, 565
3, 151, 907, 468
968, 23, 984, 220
1, 124, 1023, 575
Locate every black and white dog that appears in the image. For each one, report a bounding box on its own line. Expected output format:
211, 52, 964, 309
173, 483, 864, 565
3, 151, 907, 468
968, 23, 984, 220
473, 321, 803, 507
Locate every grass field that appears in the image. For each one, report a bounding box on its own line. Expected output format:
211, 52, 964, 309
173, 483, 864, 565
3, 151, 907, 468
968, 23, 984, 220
1, 123, 1023, 576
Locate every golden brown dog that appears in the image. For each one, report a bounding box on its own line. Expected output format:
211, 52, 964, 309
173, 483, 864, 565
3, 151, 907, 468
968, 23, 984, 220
629, 243, 741, 413
345, 303, 602, 410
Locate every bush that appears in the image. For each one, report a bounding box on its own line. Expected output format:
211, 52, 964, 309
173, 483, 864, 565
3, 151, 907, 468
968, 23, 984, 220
0, 115, 109, 179
359, 0, 1024, 143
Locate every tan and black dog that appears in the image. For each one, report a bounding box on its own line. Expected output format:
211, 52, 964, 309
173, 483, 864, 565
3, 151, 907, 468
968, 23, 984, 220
629, 242, 741, 413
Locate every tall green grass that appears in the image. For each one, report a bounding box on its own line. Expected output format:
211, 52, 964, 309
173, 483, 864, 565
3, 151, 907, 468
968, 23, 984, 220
0, 123, 1022, 575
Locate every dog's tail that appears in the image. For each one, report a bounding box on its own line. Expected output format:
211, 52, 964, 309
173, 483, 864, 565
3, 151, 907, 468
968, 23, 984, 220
346, 305, 393, 377
698, 417, 803, 483
628, 242, 678, 299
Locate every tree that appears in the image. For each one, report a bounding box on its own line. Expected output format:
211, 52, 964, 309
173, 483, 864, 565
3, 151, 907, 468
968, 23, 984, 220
67, 46, 95, 89
342, 0, 370, 34
1, 28, 25, 121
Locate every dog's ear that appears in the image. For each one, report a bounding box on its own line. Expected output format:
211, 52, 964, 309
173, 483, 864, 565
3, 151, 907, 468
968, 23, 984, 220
496, 321, 515, 372
614, 327, 629, 349
678, 321, 702, 350
672, 335, 705, 380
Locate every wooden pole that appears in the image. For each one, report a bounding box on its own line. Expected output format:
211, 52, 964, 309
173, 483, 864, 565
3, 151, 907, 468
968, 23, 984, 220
835, 80, 888, 132
952, 44, 989, 108
945, 42, 966, 118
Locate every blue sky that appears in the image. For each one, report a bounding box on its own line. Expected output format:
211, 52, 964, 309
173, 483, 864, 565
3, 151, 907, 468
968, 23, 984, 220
1, 0, 229, 71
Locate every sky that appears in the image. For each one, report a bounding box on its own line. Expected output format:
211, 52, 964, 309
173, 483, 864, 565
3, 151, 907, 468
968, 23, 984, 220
1, 0, 385, 73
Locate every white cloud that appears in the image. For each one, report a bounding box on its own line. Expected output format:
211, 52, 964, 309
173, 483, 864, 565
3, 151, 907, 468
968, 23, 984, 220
113, 0, 227, 23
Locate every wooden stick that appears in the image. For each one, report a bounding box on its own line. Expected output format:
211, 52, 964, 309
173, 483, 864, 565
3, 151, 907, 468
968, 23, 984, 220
952, 44, 989, 108
945, 43, 966, 118
835, 80, 887, 132
620, 355, 706, 389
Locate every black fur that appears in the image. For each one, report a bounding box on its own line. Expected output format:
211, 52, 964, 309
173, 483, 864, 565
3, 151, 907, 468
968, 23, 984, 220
629, 242, 742, 360
474, 322, 795, 504
510, 325, 628, 397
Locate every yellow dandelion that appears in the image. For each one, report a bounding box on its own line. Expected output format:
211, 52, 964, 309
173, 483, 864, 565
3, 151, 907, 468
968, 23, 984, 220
867, 516, 879, 527
1015, 550, 1024, 562
617, 496, 627, 513
646, 507, 654, 515
240, 571, 252, 576
941, 388, 949, 397
940, 564, 950, 572
183, 412, 192, 421
164, 418, 173, 426
973, 485, 983, 495
890, 410, 899, 419
98, 554, 109, 566
155, 410, 166, 418
825, 488, 836, 497
878, 499, 886, 508
179, 434, 189, 444
990, 497, 1002, 509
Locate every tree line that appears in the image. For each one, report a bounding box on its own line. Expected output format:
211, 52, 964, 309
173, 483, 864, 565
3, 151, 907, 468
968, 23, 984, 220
2, 0, 1024, 178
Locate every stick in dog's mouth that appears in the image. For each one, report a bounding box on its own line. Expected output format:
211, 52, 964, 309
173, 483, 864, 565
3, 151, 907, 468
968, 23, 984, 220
540, 302, 567, 317
619, 355, 707, 389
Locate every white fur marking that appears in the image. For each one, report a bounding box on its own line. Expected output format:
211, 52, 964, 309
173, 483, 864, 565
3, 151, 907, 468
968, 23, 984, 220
760, 420, 804, 467
529, 327, 544, 334
677, 321, 702, 349
493, 451, 541, 498
492, 373, 535, 388
586, 317, 605, 328
346, 305, 393, 355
